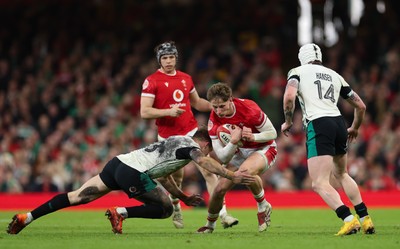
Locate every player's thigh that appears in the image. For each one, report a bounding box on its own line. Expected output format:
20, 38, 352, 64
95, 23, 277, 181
135, 187, 171, 206
332, 154, 348, 176
238, 153, 268, 176
307, 155, 334, 183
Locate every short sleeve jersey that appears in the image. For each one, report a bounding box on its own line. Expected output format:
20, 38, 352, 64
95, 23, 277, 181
208, 98, 273, 148
287, 64, 350, 125
141, 70, 198, 138
117, 136, 199, 179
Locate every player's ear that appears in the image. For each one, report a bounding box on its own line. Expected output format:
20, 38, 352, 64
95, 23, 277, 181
202, 142, 211, 153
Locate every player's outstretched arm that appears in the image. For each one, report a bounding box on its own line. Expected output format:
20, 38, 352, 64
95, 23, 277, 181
190, 149, 255, 185
157, 175, 203, 206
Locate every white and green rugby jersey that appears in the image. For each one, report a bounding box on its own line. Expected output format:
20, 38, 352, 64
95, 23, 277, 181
117, 136, 199, 179
287, 64, 350, 126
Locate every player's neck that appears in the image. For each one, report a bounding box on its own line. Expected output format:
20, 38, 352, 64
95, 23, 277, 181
159, 68, 177, 76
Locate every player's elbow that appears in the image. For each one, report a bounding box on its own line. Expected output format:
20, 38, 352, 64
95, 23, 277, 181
358, 102, 366, 113
270, 129, 278, 140
218, 155, 231, 165
140, 108, 151, 119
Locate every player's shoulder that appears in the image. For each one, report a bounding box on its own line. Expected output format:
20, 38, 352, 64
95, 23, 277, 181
145, 70, 162, 80
175, 70, 191, 77
287, 65, 303, 76
175, 70, 193, 81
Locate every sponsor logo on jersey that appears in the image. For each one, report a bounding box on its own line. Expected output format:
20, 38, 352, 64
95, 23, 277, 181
164, 82, 169, 87
168, 103, 187, 108
173, 89, 184, 102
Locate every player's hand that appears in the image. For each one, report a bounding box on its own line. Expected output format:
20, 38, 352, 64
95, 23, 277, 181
169, 104, 185, 117
241, 126, 254, 142
229, 125, 242, 145
231, 169, 256, 185
182, 194, 203, 207
281, 122, 292, 137
347, 127, 359, 143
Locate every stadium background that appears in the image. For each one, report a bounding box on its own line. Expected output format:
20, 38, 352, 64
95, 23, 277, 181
0, 0, 399, 208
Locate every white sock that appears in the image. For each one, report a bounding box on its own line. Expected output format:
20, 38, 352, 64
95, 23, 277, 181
253, 190, 268, 212
257, 200, 268, 212
170, 195, 181, 211
206, 213, 219, 229
116, 207, 128, 218
344, 215, 354, 222
26, 212, 33, 224
359, 216, 367, 223
219, 204, 227, 218
173, 201, 181, 212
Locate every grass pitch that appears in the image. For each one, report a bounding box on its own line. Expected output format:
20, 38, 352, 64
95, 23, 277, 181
1, 208, 399, 249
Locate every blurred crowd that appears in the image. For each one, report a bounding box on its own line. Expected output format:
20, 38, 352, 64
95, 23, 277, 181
0, 0, 399, 194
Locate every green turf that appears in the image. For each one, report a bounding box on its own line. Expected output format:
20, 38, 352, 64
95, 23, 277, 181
1, 208, 399, 249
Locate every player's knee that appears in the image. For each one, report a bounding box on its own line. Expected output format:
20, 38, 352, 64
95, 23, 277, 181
67, 191, 82, 205
311, 180, 327, 194
162, 202, 174, 218
213, 186, 227, 199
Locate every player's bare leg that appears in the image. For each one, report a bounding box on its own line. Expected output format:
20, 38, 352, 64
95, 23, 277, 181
309, 155, 361, 235
206, 151, 238, 227
196, 178, 235, 233
332, 154, 375, 234
8, 175, 110, 234
106, 187, 174, 234
308, 156, 344, 209
240, 153, 272, 232
195, 162, 238, 228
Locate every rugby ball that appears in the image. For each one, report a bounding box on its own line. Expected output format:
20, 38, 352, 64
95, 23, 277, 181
216, 124, 243, 147
216, 124, 233, 145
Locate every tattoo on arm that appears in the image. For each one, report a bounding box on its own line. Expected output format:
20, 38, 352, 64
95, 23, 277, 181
284, 105, 294, 123
287, 78, 299, 88
283, 78, 297, 123
349, 92, 361, 102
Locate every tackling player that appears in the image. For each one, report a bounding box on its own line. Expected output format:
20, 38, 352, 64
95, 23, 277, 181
7, 129, 255, 235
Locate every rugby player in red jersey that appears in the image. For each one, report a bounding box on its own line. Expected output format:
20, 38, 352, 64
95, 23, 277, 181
197, 82, 278, 233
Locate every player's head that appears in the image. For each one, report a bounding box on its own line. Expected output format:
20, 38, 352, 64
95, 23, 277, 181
193, 127, 212, 153
155, 41, 178, 65
207, 82, 232, 102
207, 82, 234, 118
298, 43, 322, 65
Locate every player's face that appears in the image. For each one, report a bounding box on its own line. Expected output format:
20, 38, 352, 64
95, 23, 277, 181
160, 54, 176, 74
210, 98, 233, 118
198, 141, 211, 155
